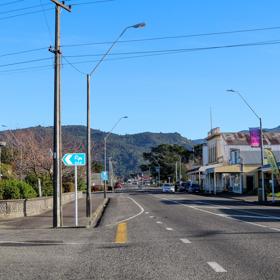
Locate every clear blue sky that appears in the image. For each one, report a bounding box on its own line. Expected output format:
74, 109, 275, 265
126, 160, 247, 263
1, 0, 280, 140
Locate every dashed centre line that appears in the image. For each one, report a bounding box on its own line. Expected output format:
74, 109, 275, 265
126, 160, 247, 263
207, 262, 227, 273
180, 238, 191, 244
149, 216, 154, 219
156, 221, 163, 224
166, 227, 174, 231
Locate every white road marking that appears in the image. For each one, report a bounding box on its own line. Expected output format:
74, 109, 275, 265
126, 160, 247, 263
145, 212, 149, 214
149, 216, 154, 219
166, 227, 174, 231
0, 241, 84, 246
207, 262, 227, 273
156, 221, 163, 224
160, 197, 280, 230
106, 196, 145, 227
270, 227, 280, 232
244, 222, 268, 228
180, 238, 191, 244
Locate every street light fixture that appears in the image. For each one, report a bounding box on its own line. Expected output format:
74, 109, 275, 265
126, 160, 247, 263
226, 89, 265, 202
104, 116, 128, 198
85, 23, 145, 217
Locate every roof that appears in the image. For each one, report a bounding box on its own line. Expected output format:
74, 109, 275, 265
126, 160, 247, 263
222, 132, 280, 146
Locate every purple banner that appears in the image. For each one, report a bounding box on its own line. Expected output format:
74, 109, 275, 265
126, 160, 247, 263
249, 127, 261, 148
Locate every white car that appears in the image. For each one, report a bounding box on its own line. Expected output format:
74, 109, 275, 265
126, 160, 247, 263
162, 183, 175, 193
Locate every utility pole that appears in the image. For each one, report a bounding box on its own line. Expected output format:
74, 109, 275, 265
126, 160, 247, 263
50, 0, 71, 228
86, 74, 92, 217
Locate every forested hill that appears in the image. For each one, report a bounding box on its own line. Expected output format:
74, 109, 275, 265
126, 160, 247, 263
0, 125, 193, 176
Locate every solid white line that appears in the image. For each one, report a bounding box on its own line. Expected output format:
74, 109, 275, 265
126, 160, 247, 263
180, 238, 191, 244
106, 196, 144, 227
166, 227, 174, 231
244, 222, 268, 228
156, 221, 163, 224
0, 241, 84, 246
270, 227, 280, 232
207, 262, 227, 273
160, 197, 280, 230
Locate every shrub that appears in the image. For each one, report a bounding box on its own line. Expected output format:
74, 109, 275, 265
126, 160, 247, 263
2, 181, 21, 199
0, 179, 36, 200
18, 181, 37, 199
63, 182, 75, 193
78, 178, 86, 192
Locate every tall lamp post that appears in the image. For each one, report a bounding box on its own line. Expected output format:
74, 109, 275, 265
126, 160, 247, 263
227, 89, 265, 202
104, 116, 128, 198
85, 22, 145, 217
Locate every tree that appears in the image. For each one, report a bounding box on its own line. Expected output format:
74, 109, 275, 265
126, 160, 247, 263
143, 144, 192, 182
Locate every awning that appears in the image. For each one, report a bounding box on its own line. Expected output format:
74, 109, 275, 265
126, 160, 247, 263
208, 164, 259, 174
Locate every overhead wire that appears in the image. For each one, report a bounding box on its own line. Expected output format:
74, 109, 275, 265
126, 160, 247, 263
1, 39, 280, 74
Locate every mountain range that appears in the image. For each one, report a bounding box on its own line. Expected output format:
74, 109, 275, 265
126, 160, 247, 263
0, 125, 193, 176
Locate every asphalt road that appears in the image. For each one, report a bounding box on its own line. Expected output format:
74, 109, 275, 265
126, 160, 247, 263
1, 188, 280, 279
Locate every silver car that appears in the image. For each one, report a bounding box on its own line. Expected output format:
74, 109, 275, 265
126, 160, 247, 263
162, 183, 175, 193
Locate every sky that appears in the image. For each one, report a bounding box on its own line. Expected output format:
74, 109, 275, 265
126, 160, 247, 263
1, 0, 280, 140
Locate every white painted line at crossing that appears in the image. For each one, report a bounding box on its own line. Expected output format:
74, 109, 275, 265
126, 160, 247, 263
180, 238, 191, 244
166, 227, 174, 231
156, 221, 163, 224
207, 262, 227, 273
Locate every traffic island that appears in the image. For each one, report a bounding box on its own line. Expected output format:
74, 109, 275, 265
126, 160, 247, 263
88, 197, 110, 228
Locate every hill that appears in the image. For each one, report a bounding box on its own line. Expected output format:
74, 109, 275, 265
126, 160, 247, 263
0, 125, 193, 176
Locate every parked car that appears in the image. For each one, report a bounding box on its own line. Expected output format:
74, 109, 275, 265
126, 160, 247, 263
162, 183, 175, 193
188, 183, 200, 193
114, 182, 123, 189
178, 182, 190, 192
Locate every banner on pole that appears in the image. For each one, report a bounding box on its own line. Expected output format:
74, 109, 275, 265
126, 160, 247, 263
249, 127, 261, 148
264, 149, 280, 176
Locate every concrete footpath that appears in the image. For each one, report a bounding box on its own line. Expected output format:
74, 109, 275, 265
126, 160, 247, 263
0, 193, 107, 229
204, 193, 280, 206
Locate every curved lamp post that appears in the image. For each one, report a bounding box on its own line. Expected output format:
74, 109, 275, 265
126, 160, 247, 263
85, 23, 146, 217
104, 116, 128, 198
226, 89, 265, 202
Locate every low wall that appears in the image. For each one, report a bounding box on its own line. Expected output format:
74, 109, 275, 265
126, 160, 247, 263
0, 192, 83, 219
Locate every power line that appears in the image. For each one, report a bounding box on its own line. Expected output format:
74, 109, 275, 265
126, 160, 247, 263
2, 25, 280, 59
62, 26, 280, 48
0, 57, 53, 68
0, 3, 51, 15
63, 39, 280, 59
0, 47, 47, 58
1, 39, 280, 74
0, 0, 24, 7
61, 55, 86, 75
0, 0, 114, 20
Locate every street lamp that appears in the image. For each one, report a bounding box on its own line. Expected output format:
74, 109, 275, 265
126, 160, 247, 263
226, 89, 265, 202
104, 116, 128, 198
85, 22, 145, 217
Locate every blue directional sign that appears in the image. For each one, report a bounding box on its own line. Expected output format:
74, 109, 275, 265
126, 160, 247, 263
62, 153, 86, 166
100, 171, 109, 181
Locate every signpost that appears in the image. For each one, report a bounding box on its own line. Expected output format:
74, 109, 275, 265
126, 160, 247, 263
62, 153, 86, 227
100, 171, 109, 182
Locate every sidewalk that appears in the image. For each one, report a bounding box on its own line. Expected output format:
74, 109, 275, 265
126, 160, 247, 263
0, 193, 106, 229
208, 192, 280, 206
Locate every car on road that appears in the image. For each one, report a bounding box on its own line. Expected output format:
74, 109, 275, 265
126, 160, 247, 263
178, 182, 189, 192
162, 183, 175, 193
188, 183, 200, 193
114, 181, 123, 189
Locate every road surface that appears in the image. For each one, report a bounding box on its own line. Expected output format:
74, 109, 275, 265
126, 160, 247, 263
1, 189, 280, 279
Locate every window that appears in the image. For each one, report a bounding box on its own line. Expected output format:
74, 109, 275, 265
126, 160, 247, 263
230, 149, 240, 164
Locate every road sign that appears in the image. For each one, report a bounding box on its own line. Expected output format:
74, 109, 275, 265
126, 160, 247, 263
62, 153, 86, 166
101, 171, 109, 181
